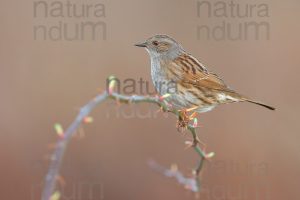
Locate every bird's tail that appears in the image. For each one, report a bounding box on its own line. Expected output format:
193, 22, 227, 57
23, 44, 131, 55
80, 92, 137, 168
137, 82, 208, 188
218, 90, 275, 111
245, 99, 275, 110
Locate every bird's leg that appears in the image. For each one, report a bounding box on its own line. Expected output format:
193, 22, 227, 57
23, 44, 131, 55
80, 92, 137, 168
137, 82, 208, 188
176, 109, 190, 131
176, 106, 207, 149
185, 106, 199, 113
176, 106, 199, 131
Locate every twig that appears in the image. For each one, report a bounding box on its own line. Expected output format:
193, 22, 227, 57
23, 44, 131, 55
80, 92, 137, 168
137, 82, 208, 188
41, 78, 213, 200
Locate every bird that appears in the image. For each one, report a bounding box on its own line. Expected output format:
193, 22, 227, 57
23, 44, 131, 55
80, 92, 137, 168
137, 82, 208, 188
135, 34, 275, 114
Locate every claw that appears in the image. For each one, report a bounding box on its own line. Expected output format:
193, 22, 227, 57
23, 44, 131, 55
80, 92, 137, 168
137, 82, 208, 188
189, 112, 198, 121
176, 108, 199, 130
177, 110, 189, 129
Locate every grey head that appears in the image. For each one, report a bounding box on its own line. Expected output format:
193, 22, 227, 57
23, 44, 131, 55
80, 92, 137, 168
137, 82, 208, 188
135, 34, 184, 59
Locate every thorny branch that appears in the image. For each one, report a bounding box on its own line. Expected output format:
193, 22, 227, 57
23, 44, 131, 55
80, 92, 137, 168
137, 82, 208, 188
41, 76, 214, 200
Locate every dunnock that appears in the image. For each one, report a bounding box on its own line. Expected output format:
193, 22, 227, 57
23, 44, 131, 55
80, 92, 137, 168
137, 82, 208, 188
135, 34, 275, 113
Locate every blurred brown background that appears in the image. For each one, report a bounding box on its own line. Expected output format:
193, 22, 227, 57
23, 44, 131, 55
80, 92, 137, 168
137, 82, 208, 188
0, 0, 299, 199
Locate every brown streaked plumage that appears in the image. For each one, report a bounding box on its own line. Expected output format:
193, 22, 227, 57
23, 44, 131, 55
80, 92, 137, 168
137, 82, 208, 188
135, 34, 275, 113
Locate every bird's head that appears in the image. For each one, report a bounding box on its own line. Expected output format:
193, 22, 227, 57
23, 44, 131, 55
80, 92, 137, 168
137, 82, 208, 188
135, 34, 183, 58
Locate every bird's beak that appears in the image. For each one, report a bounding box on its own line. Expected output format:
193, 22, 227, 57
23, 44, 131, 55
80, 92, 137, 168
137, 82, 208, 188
134, 42, 147, 48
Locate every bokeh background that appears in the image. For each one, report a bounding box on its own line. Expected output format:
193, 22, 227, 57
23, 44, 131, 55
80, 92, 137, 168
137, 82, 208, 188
0, 0, 299, 199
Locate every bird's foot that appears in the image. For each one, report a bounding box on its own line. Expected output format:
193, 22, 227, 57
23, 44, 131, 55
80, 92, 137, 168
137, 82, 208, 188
176, 107, 198, 131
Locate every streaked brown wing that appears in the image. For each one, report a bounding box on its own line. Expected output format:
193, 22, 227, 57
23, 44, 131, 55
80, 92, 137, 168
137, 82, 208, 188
170, 53, 237, 94
172, 54, 233, 92
184, 71, 233, 92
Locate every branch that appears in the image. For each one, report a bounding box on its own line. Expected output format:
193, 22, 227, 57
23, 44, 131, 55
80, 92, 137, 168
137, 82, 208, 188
41, 77, 214, 200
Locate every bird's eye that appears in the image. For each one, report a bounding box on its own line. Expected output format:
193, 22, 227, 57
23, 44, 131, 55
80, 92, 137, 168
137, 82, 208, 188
152, 41, 159, 46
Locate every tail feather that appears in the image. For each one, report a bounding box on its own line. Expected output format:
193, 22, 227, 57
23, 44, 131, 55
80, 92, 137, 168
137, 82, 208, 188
223, 90, 275, 111
245, 99, 275, 110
